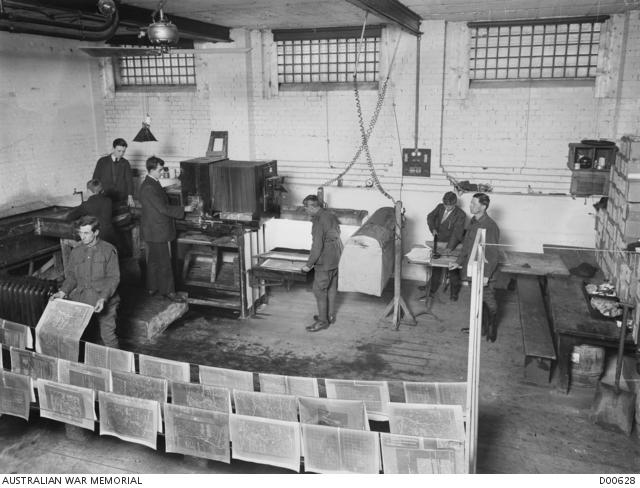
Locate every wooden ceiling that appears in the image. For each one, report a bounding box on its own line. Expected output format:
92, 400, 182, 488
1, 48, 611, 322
122, 0, 635, 30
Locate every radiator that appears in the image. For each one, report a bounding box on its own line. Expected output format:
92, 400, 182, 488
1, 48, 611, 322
0, 275, 57, 327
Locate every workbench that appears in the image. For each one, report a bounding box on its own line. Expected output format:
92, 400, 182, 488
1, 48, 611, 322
547, 276, 636, 393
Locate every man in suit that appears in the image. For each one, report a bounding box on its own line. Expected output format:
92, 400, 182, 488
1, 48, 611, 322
93, 138, 135, 208
50, 215, 120, 348
66, 179, 116, 247
426, 191, 466, 300
138, 156, 191, 301
449, 192, 501, 342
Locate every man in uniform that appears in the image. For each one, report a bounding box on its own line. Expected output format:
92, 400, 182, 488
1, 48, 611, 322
50, 215, 120, 348
66, 179, 116, 247
449, 192, 500, 341
93, 138, 135, 208
426, 191, 466, 300
138, 156, 190, 301
301, 195, 343, 332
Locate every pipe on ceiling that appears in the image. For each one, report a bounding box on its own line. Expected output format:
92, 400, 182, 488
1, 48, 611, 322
0, 0, 120, 41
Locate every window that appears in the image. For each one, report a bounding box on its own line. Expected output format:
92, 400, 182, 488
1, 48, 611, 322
274, 27, 381, 85
469, 17, 607, 81
115, 49, 196, 87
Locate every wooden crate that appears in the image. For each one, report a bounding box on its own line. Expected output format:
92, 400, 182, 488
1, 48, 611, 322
570, 170, 610, 196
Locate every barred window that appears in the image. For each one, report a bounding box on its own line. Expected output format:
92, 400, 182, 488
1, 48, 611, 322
469, 17, 607, 81
274, 27, 381, 85
115, 49, 196, 87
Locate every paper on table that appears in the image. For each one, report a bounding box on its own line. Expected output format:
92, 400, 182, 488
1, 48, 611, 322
405, 246, 432, 264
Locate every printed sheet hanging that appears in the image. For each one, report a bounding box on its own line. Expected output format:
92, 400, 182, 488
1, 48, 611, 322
298, 396, 369, 430
233, 390, 298, 422
37, 379, 96, 430
258, 373, 319, 397
301, 423, 380, 474
229, 413, 301, 472
10, 347, 59, 383
387, 403, 465, 441
1, 319, 33, 349
403, 381, 468, 418
58, 359, 112, 392
35, 299, 94, 361
99, 391, 159, 450
164, 403, 231, 463
170, 381, 231, 413
0, 370, 33, 420
84, 342, 135, 373
199, 365, 254, 392
380, 433, 465, 474
324, 378, 390, 420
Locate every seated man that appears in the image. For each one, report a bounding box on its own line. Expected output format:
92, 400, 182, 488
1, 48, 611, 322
426, 191, 466, 300
66, 179, 117, 247
51, 215, 121, 348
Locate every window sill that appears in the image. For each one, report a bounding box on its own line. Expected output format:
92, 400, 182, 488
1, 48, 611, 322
470, 78, 595, 89
115, 85, 197, 93
279, 82, 379, 92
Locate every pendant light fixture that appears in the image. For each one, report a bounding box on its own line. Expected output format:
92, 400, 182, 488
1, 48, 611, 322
133, 114, 157, 142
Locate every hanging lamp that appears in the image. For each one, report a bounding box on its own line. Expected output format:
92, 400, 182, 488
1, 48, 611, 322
133, 114, 157, 142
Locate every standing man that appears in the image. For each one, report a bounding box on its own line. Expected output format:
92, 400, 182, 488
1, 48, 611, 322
448, 193, 500, 341
66, 179, 116, 247
426, 191, 466, 300
301, 195, 343, 332
138, 156, 190, 301
50, 215, 120, 348
93, 138, 135, 208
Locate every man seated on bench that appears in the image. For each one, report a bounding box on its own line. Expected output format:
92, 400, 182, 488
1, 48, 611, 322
449, 193, 500, 341
426, 191, 466, 301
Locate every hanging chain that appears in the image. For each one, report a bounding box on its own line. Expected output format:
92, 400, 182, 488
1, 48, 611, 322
322, 76, 391, 187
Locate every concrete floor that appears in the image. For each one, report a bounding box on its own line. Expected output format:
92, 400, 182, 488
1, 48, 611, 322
1, 278, 639, 474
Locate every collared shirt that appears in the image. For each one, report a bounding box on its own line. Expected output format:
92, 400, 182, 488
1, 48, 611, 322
60, 240, 120, 306
456, 212, 500, 279
427, 204, 466, 250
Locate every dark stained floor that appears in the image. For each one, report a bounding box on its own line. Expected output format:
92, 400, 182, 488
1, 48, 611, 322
1, 266, 639, 474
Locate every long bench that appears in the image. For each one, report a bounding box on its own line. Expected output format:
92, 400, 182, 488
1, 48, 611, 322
518, 275, 557, 385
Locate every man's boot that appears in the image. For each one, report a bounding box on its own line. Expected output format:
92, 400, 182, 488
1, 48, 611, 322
481, 307, 489, 337
488, 310, 498, 342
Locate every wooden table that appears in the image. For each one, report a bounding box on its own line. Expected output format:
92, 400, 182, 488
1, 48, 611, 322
498, 250, 570, 277
547, 276, 636, 393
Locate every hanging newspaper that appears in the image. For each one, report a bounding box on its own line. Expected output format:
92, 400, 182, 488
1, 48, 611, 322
10, 347, 58, 383
99, 391, 159, 450
387, 403, 465, 441
258, 373, 319, 397
324, 378, 390, 420
199, 365, 254, 392
1, 319, 33, 349
301, 423, 380, 474
58, 359, 112, 392
229, 413, 301, 472
111, 371, 166, 432
0, 370, 32, 420
164, 403, 230, 463
233, 390, 298, 422
403, 381, 468, 418
298, 396, 369, 430
170, 381, 231, 413
138, 354, 190, 396
35, 299, 94, 361
37, 379, 96, 430
380, 433, 465, 474
84, 342, 134, 373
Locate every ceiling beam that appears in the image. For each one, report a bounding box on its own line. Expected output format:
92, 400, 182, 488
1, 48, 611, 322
344, 0, 422, 36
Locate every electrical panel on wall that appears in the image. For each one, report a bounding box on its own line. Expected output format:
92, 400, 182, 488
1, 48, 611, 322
402, 148, 431, 177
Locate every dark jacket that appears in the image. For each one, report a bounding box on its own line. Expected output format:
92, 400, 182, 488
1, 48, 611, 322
306, 208, 342, 271
66, 194, 115, 246
456, 212, 500, 279
93, 155, 134, 204
427, 204, 466, 250
138, 175, 184, 242
60, 240, 120, 306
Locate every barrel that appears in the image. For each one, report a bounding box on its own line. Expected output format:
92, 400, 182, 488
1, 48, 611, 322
570, 345, 605, 387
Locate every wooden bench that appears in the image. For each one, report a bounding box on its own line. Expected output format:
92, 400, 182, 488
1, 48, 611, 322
518, 275, 557, 385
